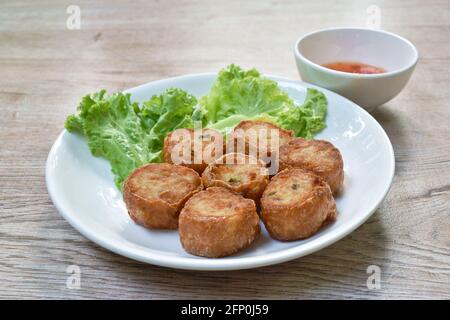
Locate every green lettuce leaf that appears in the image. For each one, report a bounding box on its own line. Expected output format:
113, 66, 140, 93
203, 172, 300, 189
198, 64, 327, 137
140, 88, 197, 157
64, 88, 197, 190
199, 64, 293, 134
276, 88, 327, 138
64, 64, 327, 191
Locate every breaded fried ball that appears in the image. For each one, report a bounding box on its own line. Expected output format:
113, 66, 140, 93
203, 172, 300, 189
261, 168, 337, 241
179, 187, 260, 258
279, 138, 344, 195
163, 128, 224, 174
201, 153, 269, 205
123, 163, 203, 229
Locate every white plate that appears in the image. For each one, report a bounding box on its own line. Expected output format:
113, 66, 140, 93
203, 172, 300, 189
46, 73, 395, 271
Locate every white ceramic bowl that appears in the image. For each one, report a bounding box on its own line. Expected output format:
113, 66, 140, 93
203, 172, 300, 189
294, 28, 418, 112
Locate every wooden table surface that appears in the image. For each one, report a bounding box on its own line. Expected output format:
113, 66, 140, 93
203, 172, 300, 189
1, 0, 449, 299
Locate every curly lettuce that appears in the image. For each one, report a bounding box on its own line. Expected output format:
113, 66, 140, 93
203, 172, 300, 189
64, 64, 327, 190
277, 87, 327, 138
65, 88, 197, 190
198, 64, 327, 137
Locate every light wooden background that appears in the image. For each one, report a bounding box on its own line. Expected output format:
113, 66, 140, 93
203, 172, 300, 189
1, 0, 449, 299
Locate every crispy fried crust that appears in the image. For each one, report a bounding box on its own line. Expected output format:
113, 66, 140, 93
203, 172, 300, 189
228, 120, 293, 161
279, 138, 344, 195
123, 163, 203, 230
261, 168, 337, 241
163, 128, 224, 174
179, 187, 260, 258
201, 153, 269, 205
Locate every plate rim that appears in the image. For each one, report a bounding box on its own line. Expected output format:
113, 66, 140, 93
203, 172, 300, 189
46, 72, 395, 271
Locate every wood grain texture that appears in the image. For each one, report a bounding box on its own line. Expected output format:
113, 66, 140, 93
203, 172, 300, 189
0, 0, 449, 299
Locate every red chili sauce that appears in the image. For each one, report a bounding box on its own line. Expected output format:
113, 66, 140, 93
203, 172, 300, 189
322, 61, 386, 74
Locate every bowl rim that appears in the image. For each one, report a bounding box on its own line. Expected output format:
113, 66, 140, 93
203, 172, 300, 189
293, 27, 419, 79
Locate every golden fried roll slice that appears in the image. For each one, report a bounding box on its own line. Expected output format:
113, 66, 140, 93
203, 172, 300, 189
123, 163, 203, 230
279, 138, 344, 195
179, 187, 260, 258
228, 120, 293, 163
261, 168, 337, 241
163, 128, 224, 174
202, 153, 269, 204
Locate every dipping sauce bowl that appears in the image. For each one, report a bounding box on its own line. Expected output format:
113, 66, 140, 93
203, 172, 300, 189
294, 28, 418, 112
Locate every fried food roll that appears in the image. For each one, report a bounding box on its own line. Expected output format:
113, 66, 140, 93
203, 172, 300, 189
279, 138, 344, 195
123, 163, 203, 230
179, 187, 260, 258
163, 128, 224, 174
201, 153, 269, 205
261, 168, 337, 241
228, 121, 293, 174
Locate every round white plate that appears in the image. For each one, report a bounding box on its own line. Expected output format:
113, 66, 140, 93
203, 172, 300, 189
46, 73, 395, 271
